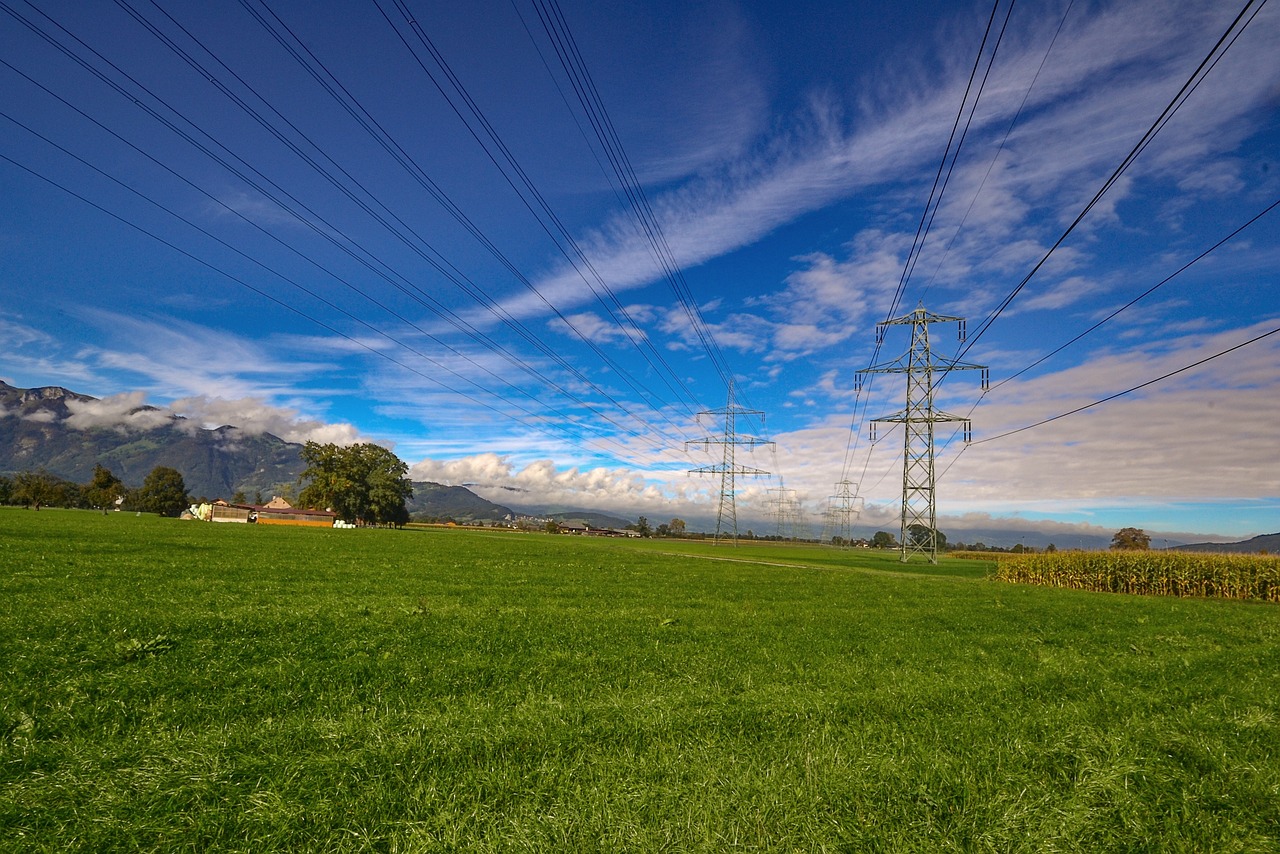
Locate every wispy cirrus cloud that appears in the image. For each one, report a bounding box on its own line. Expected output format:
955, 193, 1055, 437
508, 0, 1279, 354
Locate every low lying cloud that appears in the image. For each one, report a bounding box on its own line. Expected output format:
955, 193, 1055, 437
64, 393, 173, 432
44, 387, 366, 446
168, 396, 365, 445
410, 452, 713, 522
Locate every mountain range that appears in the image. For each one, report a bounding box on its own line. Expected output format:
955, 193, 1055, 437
1, 380, 305, 499
0, 380, 514, 522
1173, 533, 1280, 554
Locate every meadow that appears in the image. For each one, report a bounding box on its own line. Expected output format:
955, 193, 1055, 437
2, 509, 1278, 852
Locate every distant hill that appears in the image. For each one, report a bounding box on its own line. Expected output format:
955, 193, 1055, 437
407, 482, 514, 523
542, 510, 634, 529
498, 494, 634, 529
1173, 533, 1280, 554
485, 484, 637, 529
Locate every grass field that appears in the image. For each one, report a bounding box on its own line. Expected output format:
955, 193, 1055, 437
2, 508, 1278, 852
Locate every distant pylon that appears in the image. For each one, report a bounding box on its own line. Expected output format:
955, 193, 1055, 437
768, 483, 798, 540
793, 504, 810, 542
823, 480, 864, 546
686, 380, 773, 544
857, 305, 987, 564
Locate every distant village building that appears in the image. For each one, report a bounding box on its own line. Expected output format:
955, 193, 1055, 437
555, 522, 641, 538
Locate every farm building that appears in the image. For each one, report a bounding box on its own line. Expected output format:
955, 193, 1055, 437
190, 500, 254, 523
254, 496, 338, 528
210, 501, 254, 523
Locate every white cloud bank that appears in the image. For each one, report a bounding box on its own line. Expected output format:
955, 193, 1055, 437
167, 396, 364, 445
410, 452, 713, 521
27, 388, 366, 446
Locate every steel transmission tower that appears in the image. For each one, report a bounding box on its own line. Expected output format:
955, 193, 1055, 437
857, 305, 987, 563
767, 484, 799, 540
822, 480, 864, 546
687, 381, 773, 544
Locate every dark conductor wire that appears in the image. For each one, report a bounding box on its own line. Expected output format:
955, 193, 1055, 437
23, 0, 693, 450
380, 0, 705, 419
0, 97, 647, 453
925, 0, 1270, 481
954, 0, 1270, 365
127, 0, 682, 446
243, 0, 699, 443
972, 323, 1280, 446
0, 4, 670, 460
528, 0, 738, 397
838, 0, 1013, 483
0, 103, 662, 459
0, 151, 637, 454
920, 0, 1075, 297
932, 194, 1280, 479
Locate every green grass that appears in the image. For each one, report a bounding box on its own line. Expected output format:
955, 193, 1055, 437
2, 508, 1279, 852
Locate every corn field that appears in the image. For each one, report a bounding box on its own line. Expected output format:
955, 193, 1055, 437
991, 551, 1280, 602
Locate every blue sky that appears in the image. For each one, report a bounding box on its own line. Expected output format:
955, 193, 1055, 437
2, 0, 1278, 543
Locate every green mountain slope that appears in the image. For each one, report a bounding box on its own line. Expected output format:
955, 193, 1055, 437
405, 482, 514, 522
1, 381, 304, 499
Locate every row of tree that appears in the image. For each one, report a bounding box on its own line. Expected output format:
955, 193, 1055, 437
628, 516, 687, 537
1, 441, 416, 525
1, 464, 189, 515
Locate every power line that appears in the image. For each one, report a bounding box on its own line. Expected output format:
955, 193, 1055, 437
992, 195, 1280, 391
0, 61, 636, 444
920, 0, 1076, 298
3, 0, 697, 454
0, 103, 674, 463
932, 193, 1280, 480
955, 0, 1270, 364
973, 323, 1280, 445
888, 0, 1012, 319
839, 0, 1014, 485
372, 0, 703, 422
242, 0, 702, 440
0, 149, 627, 452
526, 0, 738, 395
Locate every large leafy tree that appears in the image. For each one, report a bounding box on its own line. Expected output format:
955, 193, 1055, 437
12, 469, 60, 510
297, 442, 413, 526
871, 530, 897, 549
1110, 527, 1151, 551
83, 464, 124, 511
135, 466, 189, 516
908, 524, 947, 550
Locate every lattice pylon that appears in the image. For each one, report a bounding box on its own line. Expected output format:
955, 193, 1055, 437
858, 305, 987, 564
823, 480, 864, 547
686, 380, 773, 544
768, 484, 799, 540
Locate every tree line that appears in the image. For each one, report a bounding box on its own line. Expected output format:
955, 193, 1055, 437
0, 464, 190, 516
1, 441, 416, 525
